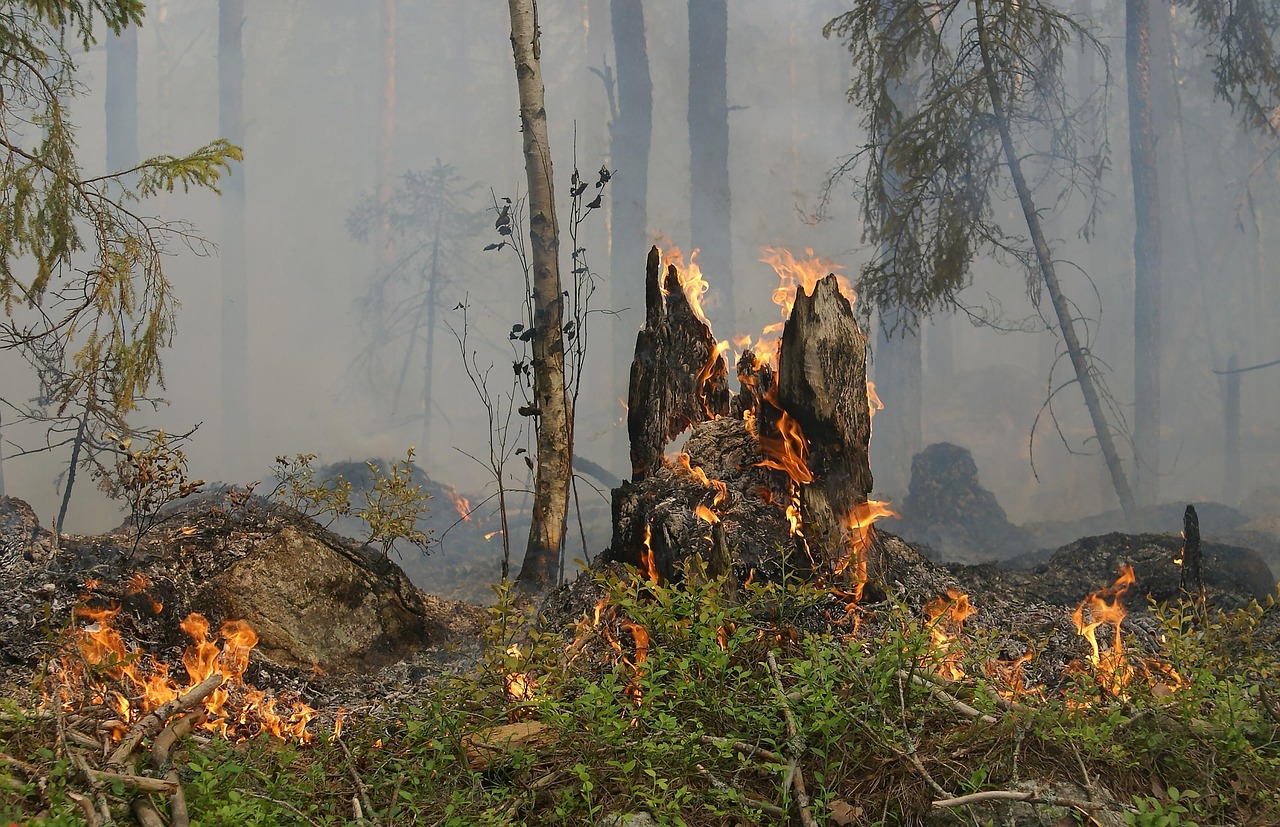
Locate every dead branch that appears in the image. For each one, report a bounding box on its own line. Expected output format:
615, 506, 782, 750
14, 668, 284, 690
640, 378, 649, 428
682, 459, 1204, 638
87, 767, 178, 794
149, 709, 207, 771
699, 735, 784, 765
766, 652, 818, 827
933, 788, 1114, 811
132, 796, 166, 827
897, 669, 997, 724
338, 734, 380, 826
985, 686, 1032, 715
0, 752, 41, 777
696, 763, 785, 819
108, 671, 224, 769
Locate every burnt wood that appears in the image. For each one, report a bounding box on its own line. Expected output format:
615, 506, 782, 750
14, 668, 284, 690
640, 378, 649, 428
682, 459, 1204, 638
627, 246, 729, 480
775, 275, 874, 576
1180, 504, 1205, 603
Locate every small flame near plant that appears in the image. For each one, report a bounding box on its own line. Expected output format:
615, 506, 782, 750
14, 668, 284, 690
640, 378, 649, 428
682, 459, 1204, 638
923, 588, 975, 680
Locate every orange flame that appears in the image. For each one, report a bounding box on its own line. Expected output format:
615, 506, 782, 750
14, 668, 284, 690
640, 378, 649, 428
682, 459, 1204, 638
1072, 565, 1137, 697
756, 407, 814, 486
56, 604, 315, 742
661, 245, 712, 325
695, 503, 720, 524
445, 486, 472, 522
674, 453, 729, 511
750, 247, 852, 361
923, 588, 975, 680
620, 621, 650, 707
503, 644, 536, 701
640, 522, 659, 584
833, 500, 899, 598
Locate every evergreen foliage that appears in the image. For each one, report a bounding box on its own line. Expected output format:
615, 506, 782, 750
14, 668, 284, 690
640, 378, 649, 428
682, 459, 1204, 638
0, 0, 241, 421
823, 0, 1109, 333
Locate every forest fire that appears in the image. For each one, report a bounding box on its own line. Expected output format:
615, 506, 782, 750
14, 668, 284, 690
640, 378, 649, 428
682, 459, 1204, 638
53, 602, 316, 743
1070, 565, 1182, 699
923, 588, 975, 680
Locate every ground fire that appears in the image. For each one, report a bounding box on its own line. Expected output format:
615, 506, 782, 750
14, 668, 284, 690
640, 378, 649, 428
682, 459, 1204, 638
51, 599, 316, 744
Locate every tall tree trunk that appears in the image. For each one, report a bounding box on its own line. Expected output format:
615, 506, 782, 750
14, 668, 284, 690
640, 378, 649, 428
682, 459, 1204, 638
1128, 0, 1162, 506
376, 0, 397, 333
507, 0, 572, 592
609, 0, 653, 475
974, 0, 1138, 522
687, 0, 733, 333
872, 313, 921, 499
219, 0, 249, 481
106, 21, 137, 173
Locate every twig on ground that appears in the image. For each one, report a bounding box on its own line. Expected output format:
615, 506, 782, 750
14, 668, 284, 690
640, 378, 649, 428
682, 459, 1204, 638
147, 709, 204, 827
986, 686, 1032, 714
66, 790, 100, 827
0, 752, 41, 777
338, 733, 380, 826
897, 669, 996, 724
696, 763, 785, 819
699, 735, 784, 765
766, 651, 818, 827
87, 767, 178, 794
108, 672, 224, 769
884, 738, 953, 800
247, 793, 323, 827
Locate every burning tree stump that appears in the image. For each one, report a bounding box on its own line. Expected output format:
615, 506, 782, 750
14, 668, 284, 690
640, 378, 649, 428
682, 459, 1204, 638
628, 246, 730, 480
774, 274, 874, 578
609, 253, 887, 593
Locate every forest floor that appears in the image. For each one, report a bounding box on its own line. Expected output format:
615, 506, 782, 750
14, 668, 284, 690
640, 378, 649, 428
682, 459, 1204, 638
1, 496, 1279, 826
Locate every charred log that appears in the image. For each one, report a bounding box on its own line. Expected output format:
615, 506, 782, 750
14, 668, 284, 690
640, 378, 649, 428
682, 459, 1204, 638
628, 246, 729, 480
1180, 504, 1205, 604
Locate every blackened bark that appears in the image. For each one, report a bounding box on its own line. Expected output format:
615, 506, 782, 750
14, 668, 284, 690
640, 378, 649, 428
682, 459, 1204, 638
776, 276, 874, 574
1179, 504, 1204, 602
1129, 0, 1162, 506
687, 0, 733, 333
628, 247, 730, 480
608, 0, 653, 471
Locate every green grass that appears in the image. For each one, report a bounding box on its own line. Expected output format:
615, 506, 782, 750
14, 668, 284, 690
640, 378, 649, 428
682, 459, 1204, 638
3, 569, 1278, 826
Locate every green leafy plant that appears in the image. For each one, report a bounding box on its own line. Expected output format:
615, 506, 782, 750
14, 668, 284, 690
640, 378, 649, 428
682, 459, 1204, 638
96, 429, 204, 552
356, 447, 432, 557
1126, 787, 1202, 827
271, 452, 352, 523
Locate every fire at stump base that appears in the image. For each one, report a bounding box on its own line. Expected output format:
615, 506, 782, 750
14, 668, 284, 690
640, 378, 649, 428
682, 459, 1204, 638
608, 247, 883, 591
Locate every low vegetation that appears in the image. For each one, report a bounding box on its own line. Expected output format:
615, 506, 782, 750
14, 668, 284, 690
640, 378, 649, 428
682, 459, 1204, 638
2, 563, 1278, 826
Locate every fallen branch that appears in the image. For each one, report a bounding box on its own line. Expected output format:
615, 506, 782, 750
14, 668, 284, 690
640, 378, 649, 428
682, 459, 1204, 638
766, 652, 818, 827
897, 669, 996, 724
933, 788, 1114, 811
148, 710, 205, 827
132, 795, 166, 827
108, 672, 224, 770
88, 767, 178, 794
696, 763, 785, 819
699, 735, 784, 765
985, 687, 1032, 715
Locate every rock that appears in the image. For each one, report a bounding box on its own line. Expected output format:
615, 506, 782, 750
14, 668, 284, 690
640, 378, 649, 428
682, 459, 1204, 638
596, 813, 659, 827
0, 496, 56, 576
896, 443, 1032, 563
201, 526, 464, 671
1222, 515, 1280, 585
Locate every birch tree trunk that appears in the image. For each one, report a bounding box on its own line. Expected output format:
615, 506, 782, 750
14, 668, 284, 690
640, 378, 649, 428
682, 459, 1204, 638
507, 0, 572, 592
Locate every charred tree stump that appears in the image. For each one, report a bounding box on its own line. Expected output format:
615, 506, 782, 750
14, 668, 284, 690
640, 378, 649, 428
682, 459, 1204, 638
1180, 504, 1205, 605
775, 275, 874, 577
628, 246, 729, 480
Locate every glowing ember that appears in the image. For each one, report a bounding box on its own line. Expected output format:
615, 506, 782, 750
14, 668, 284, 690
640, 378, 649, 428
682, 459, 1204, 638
503, 644, 536, 701
923, 588, 975, 680
483, 530, 502, 541
674, 453, 729, 510
55, 603, 315, 742
1071, 564, 1137, 698
619, 621, 650, 707
985, 653, 1039, 701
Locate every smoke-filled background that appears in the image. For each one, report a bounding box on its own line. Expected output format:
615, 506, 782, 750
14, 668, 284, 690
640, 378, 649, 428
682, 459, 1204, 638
2, 1, 1277, 571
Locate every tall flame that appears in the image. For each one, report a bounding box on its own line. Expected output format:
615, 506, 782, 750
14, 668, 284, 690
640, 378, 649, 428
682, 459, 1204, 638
1072, 564, 1137, 697
923, 588, 975, 680
660, 244, 713, 326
